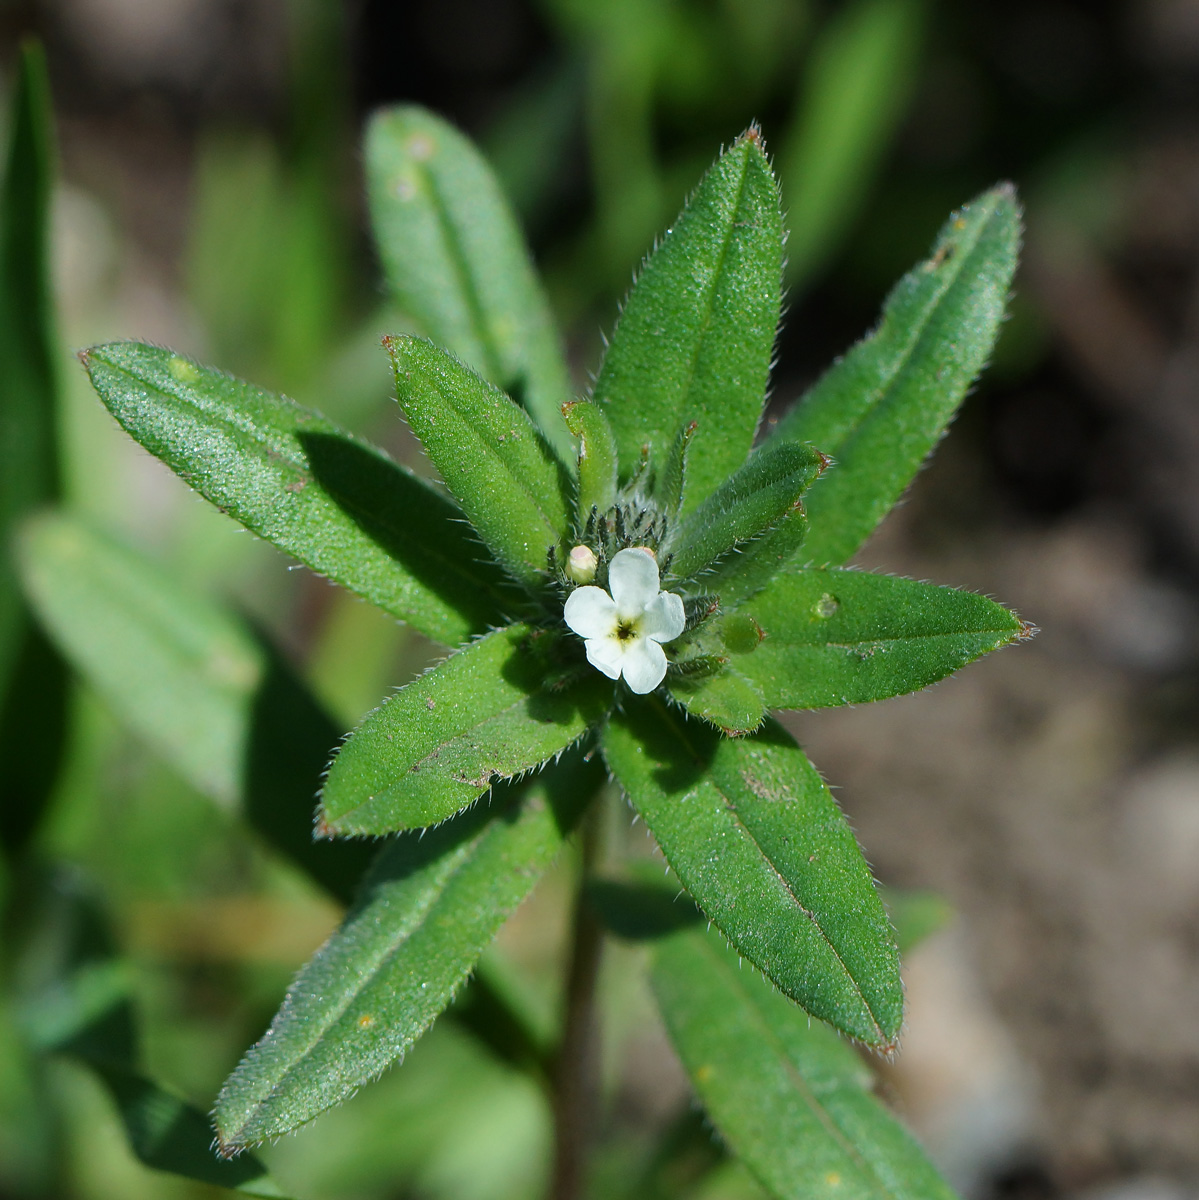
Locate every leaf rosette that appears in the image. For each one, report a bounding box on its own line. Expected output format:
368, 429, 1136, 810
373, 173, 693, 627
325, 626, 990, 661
70, 105, 1025, 1180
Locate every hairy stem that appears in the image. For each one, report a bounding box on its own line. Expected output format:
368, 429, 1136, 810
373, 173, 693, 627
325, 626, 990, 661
549, 803, 605, 1200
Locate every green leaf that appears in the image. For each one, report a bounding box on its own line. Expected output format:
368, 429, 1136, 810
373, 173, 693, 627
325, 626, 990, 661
698, 504, 810, 608
667, 665, 765, 737
17, 512, 373, 902
215, 754, 602, 1152
0, 41, 67, 861
731, 567, 1025, 709
21, 879, 292, 1198
93, 1065, 291, 1198
652, 924, 960, 1200
81, 341, 509, 645
386, 335, 571, 588
602, 701, 901, 1047
591, 129, 783, 514
318, 624, 609, 836
0, 40, 58, 692
366, 106, 574, 459
780, 0, 926, 288
563, 400, 619, 526
772, 185, 1021, 564
667, 442, 825, 582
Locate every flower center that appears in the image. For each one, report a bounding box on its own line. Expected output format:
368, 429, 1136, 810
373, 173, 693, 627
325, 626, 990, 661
616, 620, 638, 643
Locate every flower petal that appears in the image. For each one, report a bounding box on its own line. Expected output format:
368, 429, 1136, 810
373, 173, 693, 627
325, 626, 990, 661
642, 590, 686, 643
564, 586, 619, 640
620, 637, 668, 694
608, 548, 659, 616
584, 636, 624, 680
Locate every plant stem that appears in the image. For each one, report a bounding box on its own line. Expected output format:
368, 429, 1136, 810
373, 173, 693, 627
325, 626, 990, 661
549, 803, 605, 1200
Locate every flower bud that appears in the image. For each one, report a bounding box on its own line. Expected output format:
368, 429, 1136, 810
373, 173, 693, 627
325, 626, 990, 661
567, 544, 598, 584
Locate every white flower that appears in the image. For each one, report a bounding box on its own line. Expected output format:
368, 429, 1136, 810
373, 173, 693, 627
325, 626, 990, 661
563, 547, 686, 693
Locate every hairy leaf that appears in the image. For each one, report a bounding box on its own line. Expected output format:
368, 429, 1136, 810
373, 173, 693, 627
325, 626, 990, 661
591, 129, 783, 514
318, 624, 609, 835
386, 335, 571, 588
731, 567, 1024, 709
216, 755, 602, 1151
667, 442, 825, 581
772, 185, 1021, 564
17, 513, 374, 902
367, 106, 573, 458
667, 665, 765, 737
698, 504, 810, 607
602, 701, 901, 1047
653, 924, 959, 1200
563, 400, 618, 527
82, 341, 509, 645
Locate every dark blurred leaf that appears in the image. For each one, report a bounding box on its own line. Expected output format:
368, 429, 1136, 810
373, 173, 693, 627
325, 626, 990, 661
773, 185, 1021, 564
652, 923, 960, 1200
367, 106, 574, 458
0, 41, 66, 861
18, 513, 373, 901
19, 875, 291, 1197
81, 341, 510, 644
780, 0, 925, 288
216, 754, 603, 1152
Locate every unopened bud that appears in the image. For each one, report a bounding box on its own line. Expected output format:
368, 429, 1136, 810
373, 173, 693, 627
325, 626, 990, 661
567, 544, 598, 584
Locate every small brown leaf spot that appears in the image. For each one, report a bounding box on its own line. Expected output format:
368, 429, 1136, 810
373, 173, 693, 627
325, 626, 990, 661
1017, 619, 1039, 641
695, 1064, 714, 1083
808, 854, 817, 863
925, 242, 956, 271
740, 124, 763, 147
358, 1013, 376, 1029
314, 815, 335, 840
285, 477, 308, 493
824, 1172, 842, 1188
426, 697, 436, 710
954, 216, 968, 230
498, 433, 506, 443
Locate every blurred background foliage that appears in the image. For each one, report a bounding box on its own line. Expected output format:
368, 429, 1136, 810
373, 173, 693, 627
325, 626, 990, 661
4, 1, 1199, 1199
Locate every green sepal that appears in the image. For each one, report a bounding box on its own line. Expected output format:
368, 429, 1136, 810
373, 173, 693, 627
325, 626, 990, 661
732, 567, 1026, 709
563, 400, 618, 527
366, 105, 573, 459
652, 924, 960, 1200
602, 701, 902, 1048
81, 341, 510, 645
667, 665, 765, 737
772, 184, 1021, 564
667, 441, 825, 582
386, 335, 571, 589
317, 624, 611, 836
655, 419, 697, 521
215, 754, 603, 1152
591, 129, 783, 514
